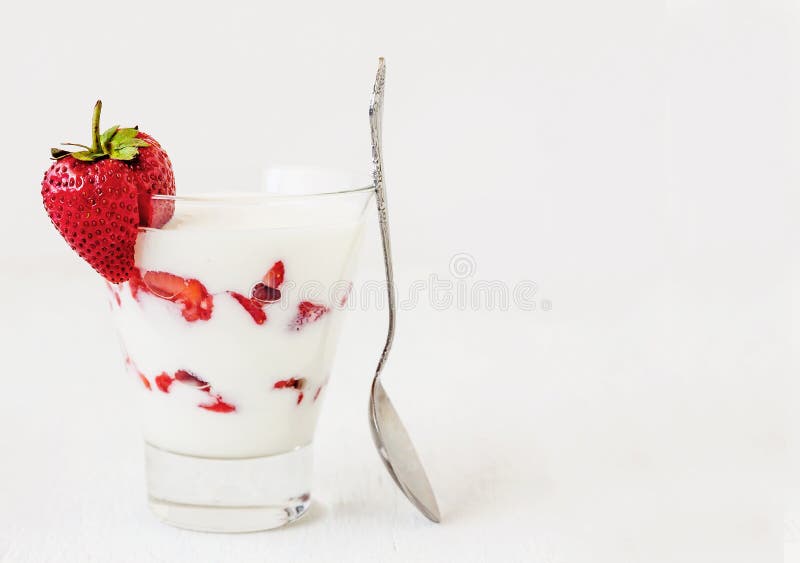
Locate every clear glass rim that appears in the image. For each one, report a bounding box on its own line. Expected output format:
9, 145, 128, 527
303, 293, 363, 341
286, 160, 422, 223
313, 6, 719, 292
150, 184, 376, 204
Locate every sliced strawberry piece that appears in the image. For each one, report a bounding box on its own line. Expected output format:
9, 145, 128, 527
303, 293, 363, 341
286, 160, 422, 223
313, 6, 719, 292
229, 292, 267, 324
128, 267, 146, 299
139, 374, 152, 390
250, 283, 281, 304
140, 270, 214, 322
125, 356, 152, 390
142, 271, 184, 298
180, 279, 214, 321
290, 301, 329, 331
155, 373, 173, 393
200, 399, 236, 413
251, 260, 285, 304
174, 369, 210, 390
174, 369, 236, 413
273, 377, 306, 390
143, 366, 235, 412
273, 377, 306, 405
131, 132, 175, 229
262, 261, 285, 288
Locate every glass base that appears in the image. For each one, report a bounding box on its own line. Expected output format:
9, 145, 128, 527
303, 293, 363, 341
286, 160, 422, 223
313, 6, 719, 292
145, 442, 313, 532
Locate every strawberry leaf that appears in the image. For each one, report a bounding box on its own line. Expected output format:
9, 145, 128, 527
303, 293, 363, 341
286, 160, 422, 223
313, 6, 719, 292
112, 128, 140, 145
71, 150, 98, 161
49, 102, 149, 163
99, 125, 119, 147
120, 138, 150, 148
60, 142, 92, 150
50, 148, 71, 160
109, 146, 139, 160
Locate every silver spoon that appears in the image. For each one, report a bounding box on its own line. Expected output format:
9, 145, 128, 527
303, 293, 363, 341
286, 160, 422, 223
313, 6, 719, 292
367, 58, 441, 523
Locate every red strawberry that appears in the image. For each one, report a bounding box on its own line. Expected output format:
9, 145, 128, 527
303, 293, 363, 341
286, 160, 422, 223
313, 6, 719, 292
127, 132, 175, 229
125, 356, 152, 390
173, 369, 236, 412
141, 270, 213, 322
155, 373, 173, 393
262, 261, 285, 288
273, 377, 306, 404
174, 369, 210, 390
252, 261, 285, 304
290, 301, 329, 331
41, 101, 175, 283
273, 377, 306, 390
200, 399, 236, 413
142, 270, 185, 298
42, 158, 138, 283
251, 283, 281, 304
229, 291, 267, 324
147, 367, 236, 412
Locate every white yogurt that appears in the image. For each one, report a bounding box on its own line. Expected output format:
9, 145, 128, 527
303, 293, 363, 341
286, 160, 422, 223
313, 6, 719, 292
111, 192, 370, 458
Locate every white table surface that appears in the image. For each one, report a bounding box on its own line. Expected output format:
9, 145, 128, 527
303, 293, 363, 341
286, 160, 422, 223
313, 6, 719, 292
0, 247, 785, 563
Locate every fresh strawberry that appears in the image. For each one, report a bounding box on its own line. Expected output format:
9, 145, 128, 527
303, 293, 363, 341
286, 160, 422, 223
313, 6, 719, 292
262, 261, 285, 288
273, 377, 306, 404
290, 301, 329, 331
174, 369, 210, 390
139, 374, 152, 390
141, 270, 184, 298
273, 377, 306, 390
41, 101, 175, 283
173, 369, 236, 412
141, 270, 214, 321
148, 367, 236, 412
127, 131, 175, 229
127, 267, 145, 299
125, 356, 152, 390
231, 260, 286, 322
251, 283, 281, 304
200, 399, 236, 413
251, 261, 285, 304
155, 373, 173, 393
176, 279, 213, 321
229, 291, 267, 324
42, 157, 139, 283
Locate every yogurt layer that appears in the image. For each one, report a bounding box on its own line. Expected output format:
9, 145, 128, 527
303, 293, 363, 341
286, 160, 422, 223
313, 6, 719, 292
110, 193, 369, 458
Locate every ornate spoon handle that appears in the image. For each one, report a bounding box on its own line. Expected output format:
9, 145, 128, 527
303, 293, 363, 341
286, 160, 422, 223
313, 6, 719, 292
370, 58, 395, 375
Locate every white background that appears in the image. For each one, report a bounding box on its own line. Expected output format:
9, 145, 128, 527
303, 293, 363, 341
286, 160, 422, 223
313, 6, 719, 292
0, 1, 794, 562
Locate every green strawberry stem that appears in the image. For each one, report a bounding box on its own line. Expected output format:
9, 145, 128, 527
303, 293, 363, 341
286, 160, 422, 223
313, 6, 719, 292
50, 100, 150, 162
90, 100, 102, 154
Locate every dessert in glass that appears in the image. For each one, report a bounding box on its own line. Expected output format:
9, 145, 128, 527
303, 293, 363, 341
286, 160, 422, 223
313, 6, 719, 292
40, 101, 372, 531
112, 187, 372, 531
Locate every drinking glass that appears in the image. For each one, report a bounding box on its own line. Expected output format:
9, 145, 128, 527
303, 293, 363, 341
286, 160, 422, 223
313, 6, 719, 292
108, 180, 373, 532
